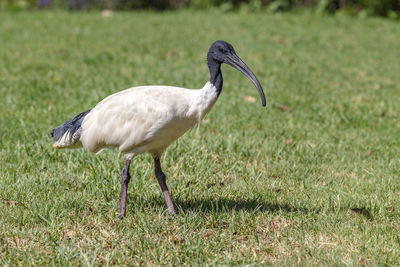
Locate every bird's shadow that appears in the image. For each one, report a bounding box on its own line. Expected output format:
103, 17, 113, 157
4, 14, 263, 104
135, 195, 317, 215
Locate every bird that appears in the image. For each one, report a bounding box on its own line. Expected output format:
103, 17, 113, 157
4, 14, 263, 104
51, 40, 266, 216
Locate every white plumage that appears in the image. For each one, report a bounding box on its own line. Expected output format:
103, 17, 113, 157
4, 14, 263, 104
51, 41, 266, 216
78, 82, 218, 157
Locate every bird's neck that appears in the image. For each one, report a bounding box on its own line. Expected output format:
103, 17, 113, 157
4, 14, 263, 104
189, 81, 219, 123
207, 55, 223, 96
187, 54, 222, 122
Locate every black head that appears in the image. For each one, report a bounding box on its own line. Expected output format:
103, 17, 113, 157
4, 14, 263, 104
207, 40, 266, 107
208, 40, 236, 64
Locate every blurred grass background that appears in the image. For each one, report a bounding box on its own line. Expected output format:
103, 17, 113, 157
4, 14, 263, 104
0, 8, 400, 266
2, 0, 400, 19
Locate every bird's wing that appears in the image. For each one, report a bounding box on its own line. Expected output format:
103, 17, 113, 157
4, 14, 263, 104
80, 86, 196, 153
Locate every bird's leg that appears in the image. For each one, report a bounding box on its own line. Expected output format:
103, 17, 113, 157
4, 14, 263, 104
154, 155, 177, 215
119, 159, 131, 217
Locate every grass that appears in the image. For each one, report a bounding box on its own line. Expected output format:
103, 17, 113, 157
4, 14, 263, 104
1, 10, 400, 265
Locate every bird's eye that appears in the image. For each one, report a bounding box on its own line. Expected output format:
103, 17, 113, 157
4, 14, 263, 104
218, 48, 225, 53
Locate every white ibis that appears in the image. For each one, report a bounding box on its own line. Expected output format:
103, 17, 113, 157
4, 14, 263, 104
51, 40, 266, 216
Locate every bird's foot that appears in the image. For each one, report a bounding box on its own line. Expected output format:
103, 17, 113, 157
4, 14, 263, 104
119, 210, 126, 218
167, 206, 177, 216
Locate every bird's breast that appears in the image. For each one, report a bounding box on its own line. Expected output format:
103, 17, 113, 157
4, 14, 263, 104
187, 81, 219, 121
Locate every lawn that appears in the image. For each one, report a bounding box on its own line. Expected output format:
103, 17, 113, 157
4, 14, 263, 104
1, 10, 400, 265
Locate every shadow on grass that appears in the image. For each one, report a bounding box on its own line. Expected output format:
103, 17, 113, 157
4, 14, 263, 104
349, 207, 373, 220
137, 196, 317, 214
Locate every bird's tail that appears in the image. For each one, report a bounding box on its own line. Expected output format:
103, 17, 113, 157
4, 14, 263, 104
51, 109, 91, 149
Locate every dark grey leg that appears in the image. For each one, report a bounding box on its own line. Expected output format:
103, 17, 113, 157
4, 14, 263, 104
154, 155, 177, 215
119, 159, 131, 217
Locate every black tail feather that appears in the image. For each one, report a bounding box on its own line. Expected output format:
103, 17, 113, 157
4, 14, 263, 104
51, 109, 91, 144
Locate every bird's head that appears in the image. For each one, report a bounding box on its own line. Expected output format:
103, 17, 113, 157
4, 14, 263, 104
207, 40, 266, 107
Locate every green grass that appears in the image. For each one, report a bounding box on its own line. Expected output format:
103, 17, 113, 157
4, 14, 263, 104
1, 10, 400, 265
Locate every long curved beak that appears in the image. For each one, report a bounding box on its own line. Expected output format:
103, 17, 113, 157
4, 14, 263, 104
225, 54, 266, 107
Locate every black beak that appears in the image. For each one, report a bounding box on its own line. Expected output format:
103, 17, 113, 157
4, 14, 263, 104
225, 54, 266, 107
